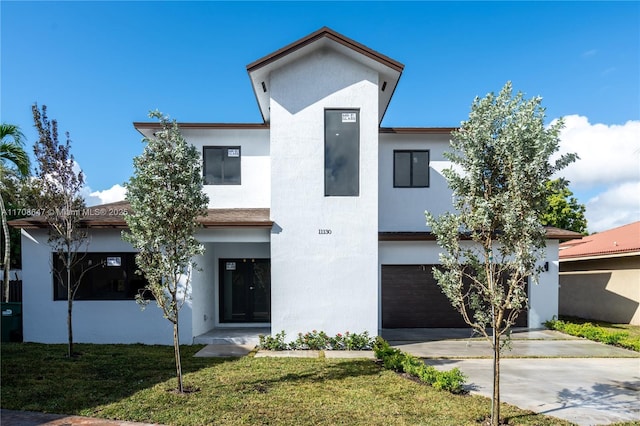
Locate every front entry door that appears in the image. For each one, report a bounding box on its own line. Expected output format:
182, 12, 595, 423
219, 259, 270, 323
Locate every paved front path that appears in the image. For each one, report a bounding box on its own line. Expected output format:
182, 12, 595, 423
387, 329, 640, 426
0, 409, 161, 426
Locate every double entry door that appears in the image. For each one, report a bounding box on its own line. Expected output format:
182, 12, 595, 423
219, 258, 270, 323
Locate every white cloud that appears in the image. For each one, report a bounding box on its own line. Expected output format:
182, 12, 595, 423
585, 181, 640, 233
85, 184, 127, 206
551, 115, 640, 233
553, 115, 640, 187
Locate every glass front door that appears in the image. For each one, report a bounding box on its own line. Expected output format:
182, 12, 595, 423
219, 259, 270, 323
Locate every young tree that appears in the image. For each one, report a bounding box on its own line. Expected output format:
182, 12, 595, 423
1, 123, 31, 301
426, 82, 576, 426
541, 178, 587, 234
32, 104, 97, 358
124, 111, 208, 393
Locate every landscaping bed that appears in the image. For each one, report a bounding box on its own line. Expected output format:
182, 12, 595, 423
545, 316, 640, 352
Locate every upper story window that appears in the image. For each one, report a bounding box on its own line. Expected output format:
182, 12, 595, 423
394, 150, 429, 188
325, 109, 359, 196
203, 146, 241, 185
53, 252, 149, 301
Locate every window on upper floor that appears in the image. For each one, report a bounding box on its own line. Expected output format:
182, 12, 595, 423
53, 252, 149, 301
203, 146, 241, 185
394, 150, 430, 188
325, 109, 359, 196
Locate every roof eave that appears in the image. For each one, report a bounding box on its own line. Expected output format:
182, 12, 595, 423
560, 250, 640, 262
246, 27, 404, 125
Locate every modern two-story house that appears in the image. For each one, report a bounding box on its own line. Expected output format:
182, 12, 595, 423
14, 28, 576, 345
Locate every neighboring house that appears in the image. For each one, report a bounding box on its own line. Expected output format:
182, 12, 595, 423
559, 221, 640, 325
11, 28, 578, 345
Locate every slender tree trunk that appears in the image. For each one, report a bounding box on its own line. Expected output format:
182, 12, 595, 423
67, 256, 73, 358
1, 193, 10, 302
492, 325, 501, 426
173, 317, 183, 393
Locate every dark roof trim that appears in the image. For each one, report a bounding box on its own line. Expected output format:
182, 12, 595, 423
133, 122, 269, 130
379, 232, 439, 241
133, 123, 455, 134
11, 218, 274, 230
379, 227, 583, 242
379, 127, 458, 134
9, 202, 273, 230
246, 26, 405, 73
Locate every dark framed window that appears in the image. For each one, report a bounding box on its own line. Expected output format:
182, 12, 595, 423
203, 146, 241, 185
325, 109, 359, 196
394, 150, 430, 188
53, 252, 149, 301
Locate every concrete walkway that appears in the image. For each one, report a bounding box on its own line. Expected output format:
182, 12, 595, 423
0, 409, 161, 426
385, 328, 640, 426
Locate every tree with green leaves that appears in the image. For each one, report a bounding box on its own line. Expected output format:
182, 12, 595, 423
426, 82, 577, 426
542, 178, 587, 234
1, 123, 31, 302
124, 111, 208, 393
32, 104, 98, 358
0, 123, 31, 302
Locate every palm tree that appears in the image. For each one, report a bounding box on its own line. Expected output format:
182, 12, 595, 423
1, 123, 30, 302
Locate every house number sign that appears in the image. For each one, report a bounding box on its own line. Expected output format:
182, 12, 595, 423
318, 229, 332, 235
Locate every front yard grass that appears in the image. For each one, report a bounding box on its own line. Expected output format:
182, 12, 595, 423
0, 342, 572, 425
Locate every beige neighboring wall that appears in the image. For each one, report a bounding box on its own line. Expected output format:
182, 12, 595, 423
559, 256, 640, 325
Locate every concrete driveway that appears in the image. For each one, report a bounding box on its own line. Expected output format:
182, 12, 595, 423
383, 328, 640, 426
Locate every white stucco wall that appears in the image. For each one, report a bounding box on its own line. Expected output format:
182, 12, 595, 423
379, 133, 455, 232
182, 128, 270, 208
21, 229, 191, 345
269, 48, 380, 337
530, 240, 560, 328
379, 240, 560, 329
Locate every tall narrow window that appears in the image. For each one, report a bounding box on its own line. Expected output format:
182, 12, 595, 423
203, 146, 241, 185
325, 110, 359, 196
394, 150, 429, 188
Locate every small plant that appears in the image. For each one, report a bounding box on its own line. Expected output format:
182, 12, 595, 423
374, 337, 467, 394
345, 331, 374, 350
292, 330, 331, 350
432, 368, 466, 394
259, 330, 376, 351
259, 330, 289, 350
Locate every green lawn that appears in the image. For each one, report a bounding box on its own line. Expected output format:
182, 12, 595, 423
0, 343, 574, 426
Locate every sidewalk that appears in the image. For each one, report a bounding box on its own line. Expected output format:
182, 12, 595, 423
0, 409, 161, 426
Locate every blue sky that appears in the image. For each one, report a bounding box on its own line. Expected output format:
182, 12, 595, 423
2, 1, 639, 232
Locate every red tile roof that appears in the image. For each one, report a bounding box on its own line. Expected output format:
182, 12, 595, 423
559, 221, 640, 260
8, 201, 273, 229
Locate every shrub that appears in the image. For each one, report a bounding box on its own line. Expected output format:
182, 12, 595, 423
345, 331, 374, 350
259, 330, 376, 351
292, 330, 331, 350
258, 330, 289, 350
433, 368, 466, 394
545, 318, 637, 351
374, 337, 467, 394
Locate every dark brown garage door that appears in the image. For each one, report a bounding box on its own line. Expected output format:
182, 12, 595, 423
381, 265, 528, 328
